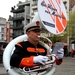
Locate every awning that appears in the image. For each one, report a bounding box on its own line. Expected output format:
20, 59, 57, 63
71, 41, 75, 43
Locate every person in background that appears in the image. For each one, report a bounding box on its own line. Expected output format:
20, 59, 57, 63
10, 21, 64, 68
71, 49, 74, 57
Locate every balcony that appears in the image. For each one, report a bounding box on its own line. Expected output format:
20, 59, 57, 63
32, 5, 37, 9
70, 0, 75, 9
11, 34, 19, 39
32, 3, 37, 6
11, 8, 24, 13
10, 24, 24, 30
17, 1, 30, 7
12, 32, 24, 39
10, 16, 24, 21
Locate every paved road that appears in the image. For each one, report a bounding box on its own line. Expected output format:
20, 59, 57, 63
0, 57, 75, 75
53, 57, 75, 75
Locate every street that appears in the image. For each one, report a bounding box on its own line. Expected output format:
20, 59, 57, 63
0, 57, 75, 75
53, 57, 75, 75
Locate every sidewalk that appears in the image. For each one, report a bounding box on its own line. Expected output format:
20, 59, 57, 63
0, 57, 75, 75
0, 63, 8, 75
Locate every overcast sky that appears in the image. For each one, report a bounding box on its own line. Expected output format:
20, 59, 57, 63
0, 0, 25, 20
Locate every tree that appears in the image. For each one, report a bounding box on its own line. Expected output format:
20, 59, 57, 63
67, 11, 75, 38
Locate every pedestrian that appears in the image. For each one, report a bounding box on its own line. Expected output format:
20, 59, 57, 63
10, 21, 64, 68
71, 49, 74, 57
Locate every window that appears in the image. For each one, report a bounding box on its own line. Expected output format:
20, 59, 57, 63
1, 27, 4, 33
1, 34, 4, 40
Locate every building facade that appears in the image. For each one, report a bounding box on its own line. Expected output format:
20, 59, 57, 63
10, 0, 34, 39
0, 17, 7, 50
